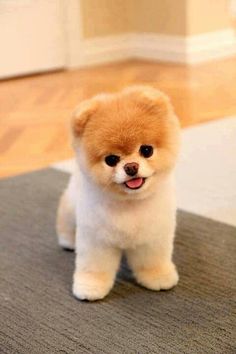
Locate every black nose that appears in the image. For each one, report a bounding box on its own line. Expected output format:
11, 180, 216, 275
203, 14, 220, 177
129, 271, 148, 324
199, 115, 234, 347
124, 162, 139, 176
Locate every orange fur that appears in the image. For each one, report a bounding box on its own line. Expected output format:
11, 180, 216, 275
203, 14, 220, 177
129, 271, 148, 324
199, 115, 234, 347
71, 86, 180, 197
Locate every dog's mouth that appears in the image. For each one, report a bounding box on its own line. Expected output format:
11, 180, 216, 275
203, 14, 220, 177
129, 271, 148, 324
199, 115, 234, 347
124, 177, 146, 190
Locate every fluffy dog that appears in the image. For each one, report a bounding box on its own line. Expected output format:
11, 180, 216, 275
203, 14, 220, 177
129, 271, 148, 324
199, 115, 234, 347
56, 86, 180, 301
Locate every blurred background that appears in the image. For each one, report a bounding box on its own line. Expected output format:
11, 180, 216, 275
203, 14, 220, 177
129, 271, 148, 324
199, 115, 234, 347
0, 0, 236, 225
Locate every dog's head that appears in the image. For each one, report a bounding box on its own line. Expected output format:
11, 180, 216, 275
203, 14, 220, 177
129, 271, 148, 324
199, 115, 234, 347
71, 86, 180, 199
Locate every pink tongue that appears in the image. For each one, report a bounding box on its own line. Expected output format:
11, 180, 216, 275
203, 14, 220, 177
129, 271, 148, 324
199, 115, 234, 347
126, 178, 143, 189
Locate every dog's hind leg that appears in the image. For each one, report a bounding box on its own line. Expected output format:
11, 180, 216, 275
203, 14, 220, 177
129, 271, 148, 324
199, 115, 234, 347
56, 188, 76, 251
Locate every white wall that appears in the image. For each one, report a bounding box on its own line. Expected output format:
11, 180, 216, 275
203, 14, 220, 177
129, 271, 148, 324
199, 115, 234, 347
0, 0, 66, 78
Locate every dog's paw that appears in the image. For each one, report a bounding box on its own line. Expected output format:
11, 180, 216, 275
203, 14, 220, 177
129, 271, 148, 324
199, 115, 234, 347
58, 234, 75, 251
134, 262, 179, 291
72, 271, 113, 301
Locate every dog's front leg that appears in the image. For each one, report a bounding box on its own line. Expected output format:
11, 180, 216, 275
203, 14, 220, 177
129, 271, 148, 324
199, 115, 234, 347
73, 233, 121, 301
126, 235, 178, 291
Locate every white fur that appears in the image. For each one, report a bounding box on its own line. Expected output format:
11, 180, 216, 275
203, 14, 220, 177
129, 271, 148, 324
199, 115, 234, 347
57, 162, 178, 301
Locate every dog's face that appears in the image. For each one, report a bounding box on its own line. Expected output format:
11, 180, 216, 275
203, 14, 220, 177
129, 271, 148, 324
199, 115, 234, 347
72, 86, 180, 200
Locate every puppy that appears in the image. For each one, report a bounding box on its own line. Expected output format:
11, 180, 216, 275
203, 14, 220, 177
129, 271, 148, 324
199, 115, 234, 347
56, 86, 180, 301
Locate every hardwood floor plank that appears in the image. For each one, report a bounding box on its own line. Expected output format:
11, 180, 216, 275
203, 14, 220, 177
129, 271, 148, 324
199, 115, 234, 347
0, 126, 24, 154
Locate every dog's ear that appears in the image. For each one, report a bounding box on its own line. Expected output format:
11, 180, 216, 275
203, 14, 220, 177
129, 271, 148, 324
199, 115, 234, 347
71, 98, 98, 138
123, 85, 172, 115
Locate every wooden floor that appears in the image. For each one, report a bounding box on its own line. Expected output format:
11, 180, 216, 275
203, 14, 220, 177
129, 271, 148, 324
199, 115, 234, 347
1, 57, 236, 178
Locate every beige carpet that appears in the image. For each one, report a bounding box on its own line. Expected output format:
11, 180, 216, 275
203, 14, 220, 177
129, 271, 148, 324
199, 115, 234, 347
0, 169, 235, 353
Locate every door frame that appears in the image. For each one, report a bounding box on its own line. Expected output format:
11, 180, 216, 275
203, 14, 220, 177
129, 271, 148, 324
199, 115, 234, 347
64, 0, 84, 68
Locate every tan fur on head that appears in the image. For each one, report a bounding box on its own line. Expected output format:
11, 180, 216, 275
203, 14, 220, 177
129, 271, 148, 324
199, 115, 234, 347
71, 86, 180, 198
71, 98, 98, 137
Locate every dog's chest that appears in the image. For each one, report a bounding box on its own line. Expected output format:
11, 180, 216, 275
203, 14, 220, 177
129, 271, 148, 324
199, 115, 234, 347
79, 195, 172, 249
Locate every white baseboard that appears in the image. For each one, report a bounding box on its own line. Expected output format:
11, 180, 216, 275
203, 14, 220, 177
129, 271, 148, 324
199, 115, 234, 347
82, 34, 132, 66
185, 29, 236, 63
75, 29, 236, 67
230, 0, 236, 17
133, 30, 236, 64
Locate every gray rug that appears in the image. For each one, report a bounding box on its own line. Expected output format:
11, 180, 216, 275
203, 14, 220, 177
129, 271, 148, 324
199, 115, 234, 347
0, 169, 235, 354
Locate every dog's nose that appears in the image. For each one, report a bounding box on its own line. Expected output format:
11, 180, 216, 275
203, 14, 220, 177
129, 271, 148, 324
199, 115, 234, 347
124, 162, 139, 176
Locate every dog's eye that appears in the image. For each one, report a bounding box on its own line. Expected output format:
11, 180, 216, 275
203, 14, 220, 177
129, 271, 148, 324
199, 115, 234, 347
139, 145, 153, 158
105, 155, 120, 167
